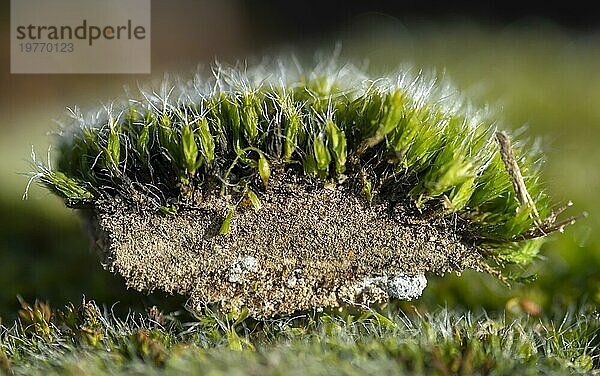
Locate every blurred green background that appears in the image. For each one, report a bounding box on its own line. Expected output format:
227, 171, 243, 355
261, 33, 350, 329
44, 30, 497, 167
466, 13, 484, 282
0, 1, 598, 319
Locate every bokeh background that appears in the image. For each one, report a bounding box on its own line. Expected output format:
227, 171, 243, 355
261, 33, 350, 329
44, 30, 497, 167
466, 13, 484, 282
1, 0, 598, 319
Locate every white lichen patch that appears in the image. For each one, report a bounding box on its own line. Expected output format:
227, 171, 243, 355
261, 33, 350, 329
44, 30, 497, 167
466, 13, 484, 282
387, 274, 427, 300
355, 274, 427, 301
228, 256, 259, 284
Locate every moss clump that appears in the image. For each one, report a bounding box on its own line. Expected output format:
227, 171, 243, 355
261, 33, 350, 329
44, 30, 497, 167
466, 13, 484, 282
27, 60, 577, 315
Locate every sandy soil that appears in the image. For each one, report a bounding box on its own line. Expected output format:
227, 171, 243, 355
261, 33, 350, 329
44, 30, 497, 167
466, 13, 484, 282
86, 172, 482, 317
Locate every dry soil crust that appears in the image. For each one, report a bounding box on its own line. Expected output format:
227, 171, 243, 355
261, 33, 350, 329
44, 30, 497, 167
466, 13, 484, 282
87, 174, 482, 317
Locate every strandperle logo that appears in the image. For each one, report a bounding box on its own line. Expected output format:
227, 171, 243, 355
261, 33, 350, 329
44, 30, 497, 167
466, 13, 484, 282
15, 19, 147, 46
11, 0, 151, 74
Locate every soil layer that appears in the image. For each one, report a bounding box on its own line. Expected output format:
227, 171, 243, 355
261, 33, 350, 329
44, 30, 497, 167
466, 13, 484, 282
87, 173, 482, 317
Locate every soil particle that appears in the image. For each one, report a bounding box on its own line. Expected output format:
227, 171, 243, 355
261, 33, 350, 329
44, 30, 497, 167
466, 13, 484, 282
228, 256, 259, 283
87, 172, 482, 318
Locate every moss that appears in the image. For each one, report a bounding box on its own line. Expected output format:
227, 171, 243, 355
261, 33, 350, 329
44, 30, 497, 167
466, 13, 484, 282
28, 60, 575, 282
1, 299, 598, 375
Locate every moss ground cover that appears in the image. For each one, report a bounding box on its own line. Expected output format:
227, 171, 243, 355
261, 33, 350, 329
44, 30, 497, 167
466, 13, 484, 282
1, 299, 597, 375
